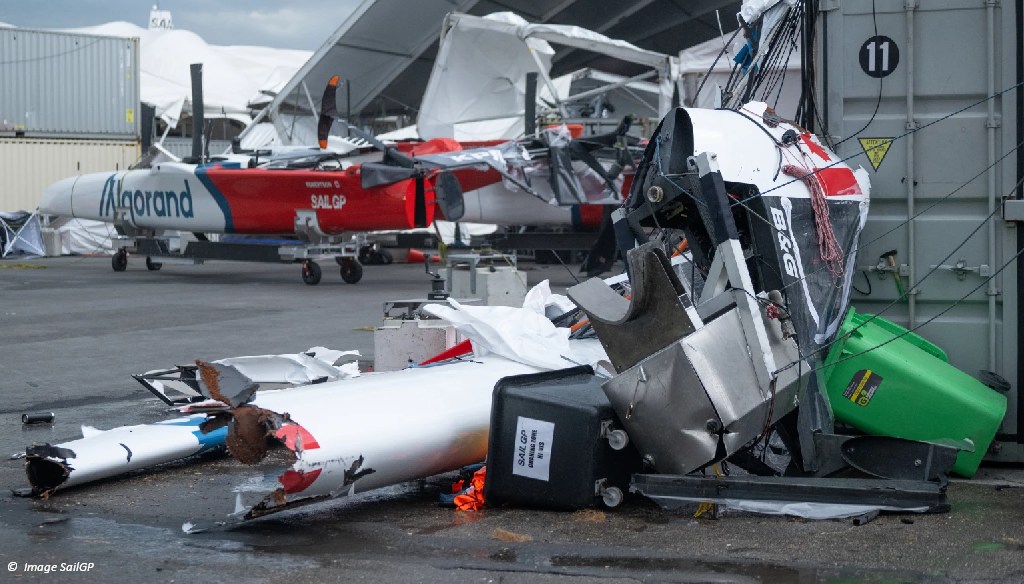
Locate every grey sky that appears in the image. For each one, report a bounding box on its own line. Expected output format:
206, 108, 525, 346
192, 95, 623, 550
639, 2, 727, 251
0, 0, 363, 50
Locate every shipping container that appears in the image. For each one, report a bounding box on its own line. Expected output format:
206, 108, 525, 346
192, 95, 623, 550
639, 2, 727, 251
159, 138, 234, 160
0, 138, 140, 212
818, 0, 1022, 461
0, 27, 140, 139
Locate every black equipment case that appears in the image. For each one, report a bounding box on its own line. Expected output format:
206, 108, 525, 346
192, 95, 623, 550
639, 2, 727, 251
484, 366, 641, 509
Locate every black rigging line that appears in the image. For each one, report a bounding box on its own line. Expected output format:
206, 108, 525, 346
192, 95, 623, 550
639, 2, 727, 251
693, 26, 744, 108
779, 243, 1024, 377
778, 171, 1024, 373
730, 78, 1024, 208
833, 0, 883, 148
773, 136, 1024, 299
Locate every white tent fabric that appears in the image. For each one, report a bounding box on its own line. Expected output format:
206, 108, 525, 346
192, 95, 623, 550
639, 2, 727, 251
56, 219, 117, 255
65, 22, 311, 128
678, 30, 801, 120
417, 12, 558, 141
417, 12, 677, 141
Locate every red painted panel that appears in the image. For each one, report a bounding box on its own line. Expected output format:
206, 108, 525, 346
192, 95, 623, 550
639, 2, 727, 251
816, 167, 862, 196
278, 468, 322, 494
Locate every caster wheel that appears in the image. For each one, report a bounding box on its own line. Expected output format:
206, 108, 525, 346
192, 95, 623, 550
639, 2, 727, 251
377, 249, 394, 265
340, 259, 363, 284
146, 257, 162, 271
302, 260, 322, 285
111, 250, 128, 272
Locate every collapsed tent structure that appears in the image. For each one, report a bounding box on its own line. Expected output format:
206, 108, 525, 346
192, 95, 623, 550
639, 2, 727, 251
0, 211, 44, 257
415, 12, 679, 141
241, 10, 681, 147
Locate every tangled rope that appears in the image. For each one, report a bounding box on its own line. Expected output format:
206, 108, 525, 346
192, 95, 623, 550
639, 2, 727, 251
781, 163, 845, 281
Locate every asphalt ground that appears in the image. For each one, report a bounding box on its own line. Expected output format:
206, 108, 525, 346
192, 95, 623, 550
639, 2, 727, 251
1, 255, 1023, 583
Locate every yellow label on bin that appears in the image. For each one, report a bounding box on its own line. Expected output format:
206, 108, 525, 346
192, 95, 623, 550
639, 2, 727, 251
844, 369, 883, 407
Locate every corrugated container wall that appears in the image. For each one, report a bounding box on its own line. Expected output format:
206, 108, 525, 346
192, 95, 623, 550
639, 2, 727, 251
0, 139, 139, 212
819, 0, 1022, 461
0, 28, 140, 139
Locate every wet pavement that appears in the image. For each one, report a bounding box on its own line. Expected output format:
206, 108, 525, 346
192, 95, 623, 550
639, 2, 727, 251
2, 256, 1024, 583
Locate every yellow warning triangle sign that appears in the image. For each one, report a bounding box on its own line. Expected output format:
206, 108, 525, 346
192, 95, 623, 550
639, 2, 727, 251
858, 137, 893, 171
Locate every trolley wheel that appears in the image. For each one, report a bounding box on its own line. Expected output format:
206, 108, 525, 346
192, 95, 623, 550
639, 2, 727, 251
377, 248, 394, 265
301, 260, 322, 285
145, 256, 163, 271
111, 249, 128, 272
340, 259, 363, 284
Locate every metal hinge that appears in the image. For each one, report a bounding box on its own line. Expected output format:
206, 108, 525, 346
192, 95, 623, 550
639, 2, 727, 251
1003, 198, 1024, 222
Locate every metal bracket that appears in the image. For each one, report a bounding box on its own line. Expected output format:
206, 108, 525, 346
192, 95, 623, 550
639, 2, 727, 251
294, 209, 329, 242
699, 239, 778, 388
861, 259, 909, 279
631, 473, 949, 512
929, 259, 990, 281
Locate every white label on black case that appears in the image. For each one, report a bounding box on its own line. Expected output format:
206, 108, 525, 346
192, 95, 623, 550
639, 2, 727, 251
511, 416, 554, 481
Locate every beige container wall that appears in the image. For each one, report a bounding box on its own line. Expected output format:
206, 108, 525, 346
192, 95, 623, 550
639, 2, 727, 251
0, 138, 140, 212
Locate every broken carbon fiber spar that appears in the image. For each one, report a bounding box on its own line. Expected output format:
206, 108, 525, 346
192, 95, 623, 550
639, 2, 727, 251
192, 355, 544, 522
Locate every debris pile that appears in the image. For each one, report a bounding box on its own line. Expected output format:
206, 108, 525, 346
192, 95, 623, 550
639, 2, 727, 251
17, 102, 1006, 525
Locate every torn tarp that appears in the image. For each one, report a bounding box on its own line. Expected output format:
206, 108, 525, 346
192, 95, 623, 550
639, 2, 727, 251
422, 280, 607, 371
23, 415, 227, 496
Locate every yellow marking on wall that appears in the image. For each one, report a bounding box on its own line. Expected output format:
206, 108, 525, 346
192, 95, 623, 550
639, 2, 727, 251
858, 138, 893, 170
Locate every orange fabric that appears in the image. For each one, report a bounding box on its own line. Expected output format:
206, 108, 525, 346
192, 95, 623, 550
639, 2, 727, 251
453, 466, 487, 511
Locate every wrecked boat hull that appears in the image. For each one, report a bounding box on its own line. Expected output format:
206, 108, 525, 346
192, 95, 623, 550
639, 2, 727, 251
24, 415, 227, 495
227, 355, 543, 519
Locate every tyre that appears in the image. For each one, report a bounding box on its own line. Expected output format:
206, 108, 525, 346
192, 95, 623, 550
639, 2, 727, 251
340, 259, 363, 284
111, 250, 128, 272
377, 249, 394, 265
301, 260, 322, 285
358, 247, 373, 264
146, 257, 163, 271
